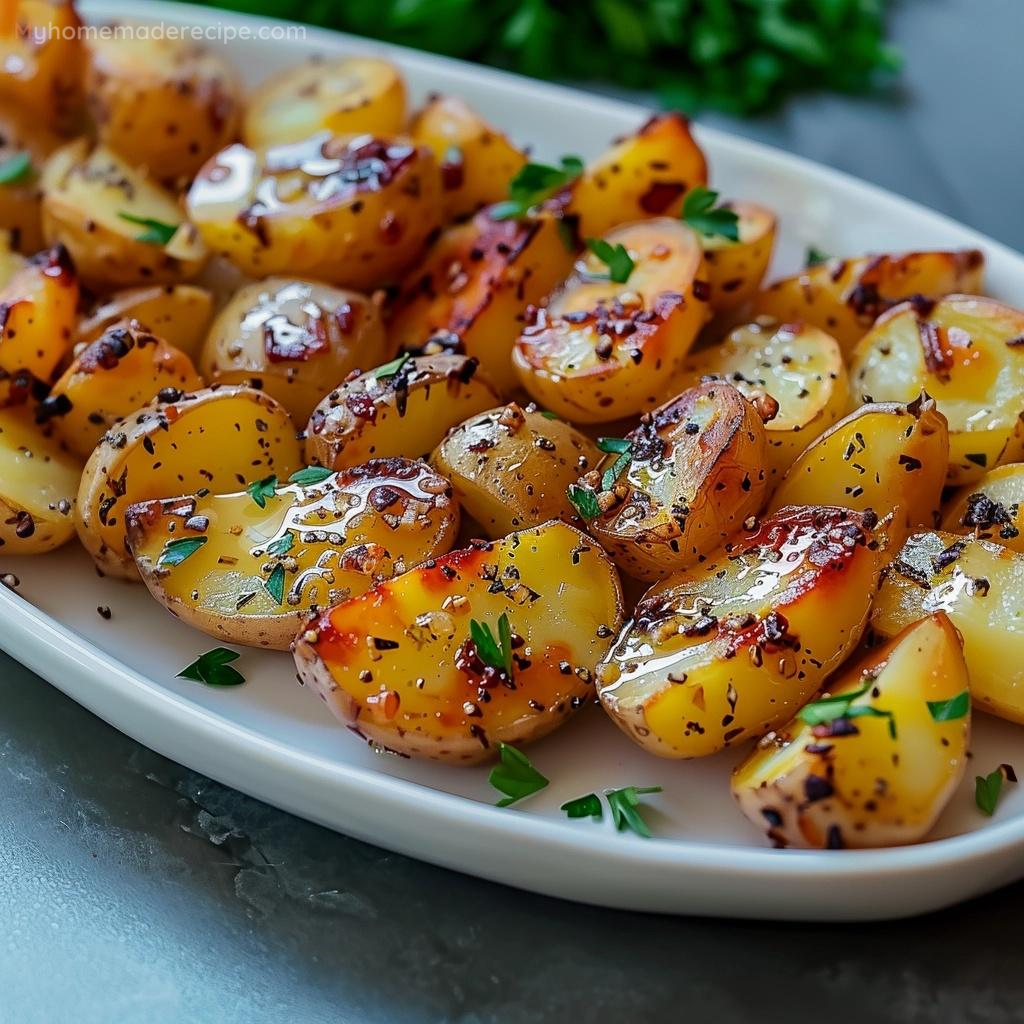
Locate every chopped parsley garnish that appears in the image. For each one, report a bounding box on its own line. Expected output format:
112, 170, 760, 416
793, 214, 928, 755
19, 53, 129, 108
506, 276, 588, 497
798, 679, 897, 739
264, 562, 286, 605
157, 535, 208, 567
288, 465, 334, 487
178, 647, 245, 687
266, 531, 294, 556
681, 186, 740, 242
0, 151, 32, 185
975, 764, 1016, 816
491, 155, 583, 221
596, 436, 631, 454
470, 612, 513, 674
246, 474, 277, 509
566, 483, 601, 520
585, 238, 634, 284
561, 792, 603, 819
488, 742, 549, 806
805, 245, 831, 267
117, 212, 179, 246
606, 786, 662, 838
596, 437, 632, 491
927, 690, 970, 722
539, 410, 560, 420
373, 352, 412, 380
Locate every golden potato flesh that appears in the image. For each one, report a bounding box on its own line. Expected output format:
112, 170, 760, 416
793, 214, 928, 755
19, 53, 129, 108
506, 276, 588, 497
596, 505, 888, 758
754, 250, 985, 353
0, 106, 61, 254
580, 381, 769, 581
672, 319, 847, 481
430, 402, 601, 537
293, 520, 624, 764
0, 231, 27, 287
732, 612, 969, 849
187, 133, 441, 292
872, 530, 1024, 724
243, 57, 406, 149
942, 463, 1024, 555
306, 354, 501, 471
0, 405, 80, 554
700, 201, 776, 312
849, 295, 1024, 485
513, 218, 710, 423
388, 209, 573, 395
200, 278, 391, 424
127, 458, 459, 651
75, 385, 302, 580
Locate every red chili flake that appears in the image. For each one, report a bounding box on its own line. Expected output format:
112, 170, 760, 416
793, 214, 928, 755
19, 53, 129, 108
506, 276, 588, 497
639, 180, 685, 214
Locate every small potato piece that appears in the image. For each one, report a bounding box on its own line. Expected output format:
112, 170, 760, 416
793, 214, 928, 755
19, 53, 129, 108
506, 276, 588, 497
410, 95, 527, 222
700, 201, 776, 311
596, 506, 888, 758
581, 381, 769, 581
872, 530, 1024, 724
46, 320, 204, 459
0, 107, 61, 254
0, 405, 79, 553
732, 613, 969, 850
513, 218, 710, 423
389, 209, 573, 395
672, 320, 847, 480
0, 230, 27, 287
754, 250, 985, 353
942, 464, 1024, 555
431, 402, 601, 536
293, 520, 624, 763
201, 278, 390, 424
306, 354, 501, 470
127, 459, 459, 651
849, 295, 1024, 485
243, 57, 406, 149
187, 133, 441, 291
75, 385, 302, 579
564, 113, 708, 240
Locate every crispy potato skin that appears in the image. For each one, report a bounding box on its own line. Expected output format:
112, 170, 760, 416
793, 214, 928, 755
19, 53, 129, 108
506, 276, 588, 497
293, 520, 624, 763
754, 250, 985, 353
701, 201, 776, 312
127, 459, 459, 651
872, 530, 1024, 724
306, 354, 501, 471
0, 107, 61, 254
583, 381, 769, 580
0, 405, 80, 553
849, 295, 1024, 485
732, 613, 969, 849
597, 506, 888, 758
942, 463, 1024, 555
431, 402, 601, 537
513, 219, 710, 423
75, 385, 302, 580
201, 278, 391, 424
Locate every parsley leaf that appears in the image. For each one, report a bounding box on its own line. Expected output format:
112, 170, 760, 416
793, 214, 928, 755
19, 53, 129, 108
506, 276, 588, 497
681, 186, 740, 242
178, 647, 245, 687
596, 437, 631, 454
469, 613, 513, 674
489, 742, 549, 806
927, 690, 970, 722
606, 786, 662, 838
157, 535, 207, 567
288, 466, 334, 487
561, 792, 603, 819
264, 562, 286, 605
266, 531, 294, 556
975, 764, 1016, 816
246, 474, 277, 509
491, 155, 583, 221
539, 410, 560, 420
566, 483, 601, 520
373, 352, 411, 380
0, 151, 32, 185
798, 679, 897, 739
117, 212, 179, 246
596, 437, 633, 492
585, 238, 634, 284
805, 245, 831, 268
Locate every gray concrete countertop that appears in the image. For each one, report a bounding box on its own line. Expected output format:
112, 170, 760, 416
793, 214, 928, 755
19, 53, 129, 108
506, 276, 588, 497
4, 1, 1024, 1021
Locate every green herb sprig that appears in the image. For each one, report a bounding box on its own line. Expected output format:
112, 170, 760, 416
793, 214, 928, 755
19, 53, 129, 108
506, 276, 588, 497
488, 742, 549, 806
798, 679, 897, 739
469, 612, 513, 674
976, 763, 1017, 817
289, 466, 333, 487
491, 156, 583, 221
585, 238, 634, 284
373, 352, 411, 380
157, 535, 207, 567
178, 647, 245, 687
681, 187, 740, 241
117, 212, 179, 246
0, 152, 32, 185
246, 474, 277, 509
927, 691, 970, 722
607, 786, 663, 838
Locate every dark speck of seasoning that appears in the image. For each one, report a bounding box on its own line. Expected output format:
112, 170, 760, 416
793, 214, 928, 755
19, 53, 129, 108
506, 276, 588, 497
97, 605, 112, 620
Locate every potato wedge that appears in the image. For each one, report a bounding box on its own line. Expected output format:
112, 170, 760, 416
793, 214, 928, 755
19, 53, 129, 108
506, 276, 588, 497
732, 612, 969, 849
942, 463, 1024, 554
306, 353, 501, 471
701, 201, 776, 311
0, 405, 80, 554
293, 519, 624, 763
126, 458, 459, 651
431, 402, 601, 536
596, 505, 888, 758
754, 250, 985, 353
849, 295, 1024, 485
76, 385, 302, 579
0, 106, 61, 255
512, 218, 710, 423
200, 277, 391, 424
579, 381, 769, 581
871, 530, 1024, 724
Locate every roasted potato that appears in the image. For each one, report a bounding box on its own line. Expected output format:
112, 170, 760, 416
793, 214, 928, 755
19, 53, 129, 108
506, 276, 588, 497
431, 402, 601, 536
388, 208, 572, 395
200, 277, 390, 423
732, 612, 969, 849
872, 530, 1024, 724
512, 218, 710, 423
243, 56, 406, 149
754, 250, 985, 353
942, 463, 1024, 554
596, 505, 888, 758
306, 353, 501, 471
187, 133, 442, 291
579, 381, 769, 580
0, 106, 61, 254
75, 384, 302, 579
700, 201, 776, 311
849, 295, 1024, 485
127, 458, 459, 651
293, 519, 624, 763
0, 405, 79, 554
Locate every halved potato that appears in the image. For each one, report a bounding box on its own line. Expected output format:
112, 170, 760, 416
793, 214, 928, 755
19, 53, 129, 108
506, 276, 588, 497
942, 463, 1024, 554
872, 530, 1024, 724
671, 319, 847, 480
0, 405, 80, 554
431, 402, 601, 536
700, 201, 776, 311
0, 106, 61, 254
754, 250, 985, 352
579, 381, 769, 581
293, 519, 624, 763
513, 218, 710, 423
306, 353, 501, 470
75, 385, 302, 579
596, 505, 888, 758
732, 612, 969, 849
243, 57, 406, 149
126, 458, 459, 651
